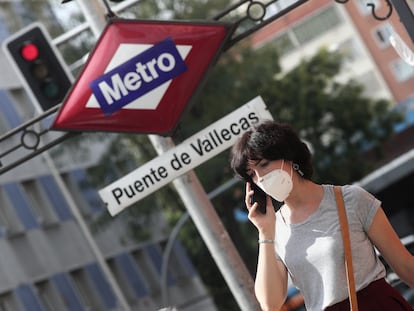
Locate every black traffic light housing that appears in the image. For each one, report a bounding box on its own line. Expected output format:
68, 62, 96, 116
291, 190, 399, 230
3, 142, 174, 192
2, 22, 72, 111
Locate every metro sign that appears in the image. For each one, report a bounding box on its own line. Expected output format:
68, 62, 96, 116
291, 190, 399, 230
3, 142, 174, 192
52, 18, 234, 135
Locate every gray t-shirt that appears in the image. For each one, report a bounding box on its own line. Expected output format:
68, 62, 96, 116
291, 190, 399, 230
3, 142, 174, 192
274, 184, 386, 311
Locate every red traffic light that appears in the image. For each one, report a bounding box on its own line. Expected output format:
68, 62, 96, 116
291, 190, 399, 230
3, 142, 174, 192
21, 42, 39, 61
3, 23, 72, 111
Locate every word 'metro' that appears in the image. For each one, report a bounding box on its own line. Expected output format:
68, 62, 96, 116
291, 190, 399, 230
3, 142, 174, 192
90, 38, 187, 115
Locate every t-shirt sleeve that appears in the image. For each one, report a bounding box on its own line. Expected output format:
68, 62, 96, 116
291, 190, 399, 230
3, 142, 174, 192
346, 185, 381, 231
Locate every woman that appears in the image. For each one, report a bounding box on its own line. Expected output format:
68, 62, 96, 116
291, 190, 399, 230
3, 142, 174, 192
230, 120, 414, 311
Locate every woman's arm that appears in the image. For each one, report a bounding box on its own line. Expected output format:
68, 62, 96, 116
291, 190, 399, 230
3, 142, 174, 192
368, 207, 414, 288
254, 240, 288, 311
246, 183, 289, 310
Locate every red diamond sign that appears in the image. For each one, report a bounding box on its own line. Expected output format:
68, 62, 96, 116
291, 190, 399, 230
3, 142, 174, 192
51, 18, 233, 135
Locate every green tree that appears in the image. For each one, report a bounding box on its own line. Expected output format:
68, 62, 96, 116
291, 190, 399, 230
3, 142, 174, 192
77, 2, 402, 310
85, 24, 401, 311
267, 48, 401, 184
169, 43, 402, 310
125, 0, 232, 20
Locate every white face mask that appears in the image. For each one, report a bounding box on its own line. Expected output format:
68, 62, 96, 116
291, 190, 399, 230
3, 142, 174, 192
257, 160, 293, 202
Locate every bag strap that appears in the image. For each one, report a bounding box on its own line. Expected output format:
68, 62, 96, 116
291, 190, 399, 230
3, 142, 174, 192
334, 186, 359, 311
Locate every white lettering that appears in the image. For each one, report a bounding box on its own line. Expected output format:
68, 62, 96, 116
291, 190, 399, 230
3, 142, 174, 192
146, 58, 159, 79
135, 62, 153, 82
99, 74, 128, 105
97, 52, 178, 105
157, 53, 175, 72
123, 72, 141, 91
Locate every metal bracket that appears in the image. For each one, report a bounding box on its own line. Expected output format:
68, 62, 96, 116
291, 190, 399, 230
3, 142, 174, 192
213, 0, 309, 50
367, 0, 393, 21
335, 0, 394, 21
0, 105, 80, 174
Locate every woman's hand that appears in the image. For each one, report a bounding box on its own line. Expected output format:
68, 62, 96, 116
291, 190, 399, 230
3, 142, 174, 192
246, 183, 287, 310
246, 182, 276, 237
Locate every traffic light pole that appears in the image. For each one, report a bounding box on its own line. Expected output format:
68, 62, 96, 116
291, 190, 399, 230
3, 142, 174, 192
76, 1, 260, 310
41, 151, 132, 311
2, 13, 132, 310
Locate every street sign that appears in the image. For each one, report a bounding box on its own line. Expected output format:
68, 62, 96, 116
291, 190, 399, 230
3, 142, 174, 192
51, 18, 234, 135
100, 96, 273, 216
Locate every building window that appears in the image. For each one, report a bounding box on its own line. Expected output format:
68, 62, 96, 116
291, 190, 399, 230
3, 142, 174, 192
292, 6, 341, 45
110, 253, 149, 300
84, 263, 117, 309
15, 285, 44, 311
107, 257, 140, 302
61, 172, 94, 218
21, 179, 58, 226
0, 292, 23, 311
278, 0, 299, 7
0, 114, 8, 134
269, 32, 296, 56
272, 0, 300, 12
391, 59, 414, 82
34, 280, 66, 311
373, 22, 394, 48
38, 175, 72, 222
3, 182, 38, 230
69, 169, 104, 215
161, 240, 197, 281
334, 38, 363, 63
0, 188, 24, 236
0, 91, 22, 129
51, 273, 85, 311
355, 0, 380, 15
70, 268, 105, 311
354, 70, 383, 98
131, 249, 162, 295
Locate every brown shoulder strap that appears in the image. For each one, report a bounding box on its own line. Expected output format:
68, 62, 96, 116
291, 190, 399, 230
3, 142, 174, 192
334, 186, 359, 311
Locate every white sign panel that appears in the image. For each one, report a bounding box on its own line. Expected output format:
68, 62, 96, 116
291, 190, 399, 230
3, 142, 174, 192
100, 96, 273, 216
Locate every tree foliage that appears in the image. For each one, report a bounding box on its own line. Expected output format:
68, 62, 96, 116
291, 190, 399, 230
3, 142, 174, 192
5, 0, 402, 310
265, 48, 402, 184
82, 1, 402, 310
127, 0, 232, 20
169, 43, 402, 310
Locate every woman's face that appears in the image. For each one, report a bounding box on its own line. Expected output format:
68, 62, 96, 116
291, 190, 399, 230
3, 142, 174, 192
246, 159, 287, 183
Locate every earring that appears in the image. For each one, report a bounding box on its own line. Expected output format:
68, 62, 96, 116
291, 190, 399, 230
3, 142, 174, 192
292, 163, 304, 176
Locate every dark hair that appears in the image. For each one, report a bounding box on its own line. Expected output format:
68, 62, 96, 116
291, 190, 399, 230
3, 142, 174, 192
230, 120, 313, 180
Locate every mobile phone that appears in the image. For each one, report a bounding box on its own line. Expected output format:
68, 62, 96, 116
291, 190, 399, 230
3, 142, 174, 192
249, 182, 267, 214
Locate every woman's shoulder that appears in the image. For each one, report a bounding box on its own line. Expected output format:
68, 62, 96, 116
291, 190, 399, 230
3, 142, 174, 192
343, 184, 366, 194
320, 184, 365, 198
342, 184, 375, 199
341, 184, 381, 215
326, 184, 376, 207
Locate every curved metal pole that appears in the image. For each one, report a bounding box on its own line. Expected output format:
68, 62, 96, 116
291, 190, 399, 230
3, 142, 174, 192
161, 212, 191, 307
160, 178, 240, 308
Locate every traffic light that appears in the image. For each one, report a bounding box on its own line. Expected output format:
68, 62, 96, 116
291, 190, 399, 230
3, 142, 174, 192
2, 22, 72, 111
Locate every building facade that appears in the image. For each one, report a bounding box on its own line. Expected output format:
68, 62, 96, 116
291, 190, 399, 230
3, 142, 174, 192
0, 1, 217, 311
251, 0, 414, 235
252, 0, 414, 104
